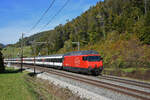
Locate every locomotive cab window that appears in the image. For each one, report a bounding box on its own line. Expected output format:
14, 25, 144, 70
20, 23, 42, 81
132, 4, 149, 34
82, 56, 87, 61
87, 56, 101, 61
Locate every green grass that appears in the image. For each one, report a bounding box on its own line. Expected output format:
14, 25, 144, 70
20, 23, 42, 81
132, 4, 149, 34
121, 67, 150, 73
121, 67, 136, 73
103, 67, 114, 71
104, 67, 150, 73
0, 68, 37, 100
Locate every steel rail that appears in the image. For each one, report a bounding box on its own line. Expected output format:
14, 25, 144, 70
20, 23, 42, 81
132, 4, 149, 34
98, 75, 150, 89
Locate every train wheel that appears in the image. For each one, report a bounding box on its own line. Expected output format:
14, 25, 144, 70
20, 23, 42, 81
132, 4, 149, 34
58, 66, 63, 70
92, 69, 100, 76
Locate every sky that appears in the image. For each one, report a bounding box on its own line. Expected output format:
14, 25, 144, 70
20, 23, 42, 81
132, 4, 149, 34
0, 0, 101, 45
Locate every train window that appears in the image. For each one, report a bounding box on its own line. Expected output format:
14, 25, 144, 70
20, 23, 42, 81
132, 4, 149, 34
59, 58, 62, 62
54, 59, 57, 62
37, 59, 42, 62
87, 56, 101, 61
26, 59, 32, 61
57, 58, 62, 62
45, 59, 52, 62
83, 56, 87, 61
51, 59, 54, 62
45, 59, 48, 62
44, 58, 62, 62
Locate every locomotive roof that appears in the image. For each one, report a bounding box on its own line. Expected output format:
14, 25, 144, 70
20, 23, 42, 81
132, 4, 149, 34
5, 54, 64, 60
37, 54, 64, 57
64, 50, 99, 56
34, 54, 63, 59
37, 54, 63, 59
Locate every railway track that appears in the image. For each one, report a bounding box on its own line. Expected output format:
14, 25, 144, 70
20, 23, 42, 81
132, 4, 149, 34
99, 75, 150, 89
14, 64, 150, 100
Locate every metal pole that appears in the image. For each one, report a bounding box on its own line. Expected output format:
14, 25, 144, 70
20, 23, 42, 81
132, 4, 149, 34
47, 42, 49, 55
72, 42, 80, 51
21, 33, 24, 72
78, 42, 80, 51
29, 41, 48, 74
33, 41, 36, 74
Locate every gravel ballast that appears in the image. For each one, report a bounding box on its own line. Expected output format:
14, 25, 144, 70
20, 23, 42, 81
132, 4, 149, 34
37, 73, 110, 100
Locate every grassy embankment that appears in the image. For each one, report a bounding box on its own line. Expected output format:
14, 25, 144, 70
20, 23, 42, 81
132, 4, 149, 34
0, 67, 37, 100
0, 67, 83, 100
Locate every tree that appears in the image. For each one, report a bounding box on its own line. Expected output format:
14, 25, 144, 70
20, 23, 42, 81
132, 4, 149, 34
137, 11, 150, 44
0, 48, 4, 72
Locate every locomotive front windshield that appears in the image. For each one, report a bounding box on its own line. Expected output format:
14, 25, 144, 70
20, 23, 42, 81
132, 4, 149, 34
87, 56, 101, 62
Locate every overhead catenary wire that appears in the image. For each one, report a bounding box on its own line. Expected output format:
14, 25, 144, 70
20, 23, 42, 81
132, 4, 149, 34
29, 0, 56, 33
39, 0, 71, 32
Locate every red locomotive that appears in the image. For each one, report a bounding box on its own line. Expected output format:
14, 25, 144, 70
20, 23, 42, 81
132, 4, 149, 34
63, 50, 103, 75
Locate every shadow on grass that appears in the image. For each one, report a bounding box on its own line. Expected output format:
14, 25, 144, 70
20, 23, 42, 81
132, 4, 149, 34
0, 68, 26, 74
27, 71, 44, 77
